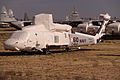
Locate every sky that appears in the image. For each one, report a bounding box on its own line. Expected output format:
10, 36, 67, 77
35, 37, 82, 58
0, 0, 120, 20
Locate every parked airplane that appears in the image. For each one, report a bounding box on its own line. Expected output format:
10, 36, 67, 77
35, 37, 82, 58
4, 13, 111, 53
0, 6, 32, 29
106, 22, 120, 35
0, 6, 16, 22
77, 20, 103, 35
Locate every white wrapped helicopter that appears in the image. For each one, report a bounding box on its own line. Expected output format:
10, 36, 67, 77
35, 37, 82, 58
4, 13, 111, 53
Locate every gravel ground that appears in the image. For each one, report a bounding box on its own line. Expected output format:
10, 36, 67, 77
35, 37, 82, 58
0, 32, 120, 80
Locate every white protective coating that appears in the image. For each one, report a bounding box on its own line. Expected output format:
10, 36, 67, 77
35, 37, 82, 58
77, 23, 89, 33
4, 14, 72, 52
4, 13, 111, 52
87, 25, 100, 34
33, 14, 72, 32
106, 22, 120, 34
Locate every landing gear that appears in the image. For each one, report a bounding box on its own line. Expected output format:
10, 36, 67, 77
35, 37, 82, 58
97, 38, 104, 43
42, 48, 50, 54
21, 51, 29, 55
65, 46, 71, 52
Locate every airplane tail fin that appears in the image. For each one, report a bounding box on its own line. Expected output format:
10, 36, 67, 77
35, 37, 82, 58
0, 6, 16, 22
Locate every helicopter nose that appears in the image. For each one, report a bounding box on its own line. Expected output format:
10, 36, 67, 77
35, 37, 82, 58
4, 39, 19, 51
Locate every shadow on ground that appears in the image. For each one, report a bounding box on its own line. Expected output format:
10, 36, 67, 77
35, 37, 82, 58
0, 52, 42, 56
0, 49, 98, 56
98, 54, 120, 56
102, 35, 120, 40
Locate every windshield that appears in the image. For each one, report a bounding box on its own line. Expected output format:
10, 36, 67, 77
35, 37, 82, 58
10, 31, 29, 40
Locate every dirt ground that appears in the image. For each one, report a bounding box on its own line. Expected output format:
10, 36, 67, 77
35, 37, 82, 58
0, 32, 120, 80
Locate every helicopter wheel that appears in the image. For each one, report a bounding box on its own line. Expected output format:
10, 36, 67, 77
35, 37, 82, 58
42, 48, 49, 54
65, 46, 71, 52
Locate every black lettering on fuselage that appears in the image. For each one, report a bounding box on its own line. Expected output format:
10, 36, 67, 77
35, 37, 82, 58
73, 37, 86, 43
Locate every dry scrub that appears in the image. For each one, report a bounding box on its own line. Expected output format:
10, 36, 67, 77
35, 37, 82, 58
0, 32, 120, 80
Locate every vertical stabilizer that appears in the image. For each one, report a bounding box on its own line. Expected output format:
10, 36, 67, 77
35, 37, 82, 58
0, 6, 9, 22
0, 6, 16, 22
1, 6, 7, 14
8, 9, 14, 18
8, 9, 16, 21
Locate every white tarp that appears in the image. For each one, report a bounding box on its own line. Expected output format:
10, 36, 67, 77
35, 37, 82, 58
33, 14, 72, 32
107, 22, 120, 28
107, 22, 120, 33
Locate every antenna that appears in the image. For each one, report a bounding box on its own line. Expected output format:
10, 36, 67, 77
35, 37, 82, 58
24, 12, 29, 21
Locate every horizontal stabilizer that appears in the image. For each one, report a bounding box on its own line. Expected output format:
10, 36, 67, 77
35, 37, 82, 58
9, 21, 23, 30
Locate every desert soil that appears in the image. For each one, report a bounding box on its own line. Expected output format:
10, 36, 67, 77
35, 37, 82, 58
0, 32, 120, 80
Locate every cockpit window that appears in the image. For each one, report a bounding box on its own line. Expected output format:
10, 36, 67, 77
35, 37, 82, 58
10, 31, 29, 40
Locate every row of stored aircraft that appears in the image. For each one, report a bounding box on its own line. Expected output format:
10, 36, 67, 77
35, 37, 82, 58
3, 13, 111, 53
77, 19, 120, 35
0, 6, 32, 29
1, 6, 120, 35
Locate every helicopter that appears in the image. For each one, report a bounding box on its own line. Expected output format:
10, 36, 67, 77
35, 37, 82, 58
4, 13, 111, 53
